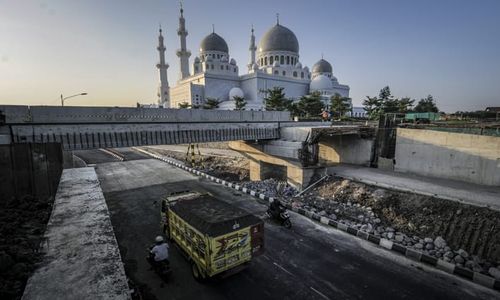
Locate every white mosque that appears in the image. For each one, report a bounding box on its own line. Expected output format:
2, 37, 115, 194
156, 6, 350, 111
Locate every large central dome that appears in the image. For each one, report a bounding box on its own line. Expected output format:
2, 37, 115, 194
258, 24, 299, 53
200, 32, 229, 53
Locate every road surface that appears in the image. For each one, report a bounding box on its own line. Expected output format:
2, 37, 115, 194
87, 155, 497, 300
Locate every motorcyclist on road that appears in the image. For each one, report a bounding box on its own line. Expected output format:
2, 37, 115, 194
149, 236, 169, 267
269, 199, 285, 218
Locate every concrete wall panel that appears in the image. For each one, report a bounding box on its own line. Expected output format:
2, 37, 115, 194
395, 128, 500, 186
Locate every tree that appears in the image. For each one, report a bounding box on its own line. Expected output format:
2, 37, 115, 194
178, 102, 190, 109
397, 97, 415, 113
330, 93, 350, 119
264, 87, 292, 111
363, 86, 415, 120
203, 97, 220, 109
414, 95, 439, 113
362, 96, 383, 120
233, 96, 247, 110
296, 91, 324, 118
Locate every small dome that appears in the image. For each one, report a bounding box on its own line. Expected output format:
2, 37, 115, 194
229, 87, 244, 99
221, 56, 228, 62
252, 63, 259, 70
273, 61, 280, 67
295, 62, 302, 68
259, 24, 299, 53
310, 74, 333, 91
312, 59, 332, 73
230, 58, 236, 65
200, 32, 229, 53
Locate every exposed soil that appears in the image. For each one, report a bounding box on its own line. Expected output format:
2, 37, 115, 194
145, 147, 249, 182
0, 196, 54, 300
294, 178, 500, 268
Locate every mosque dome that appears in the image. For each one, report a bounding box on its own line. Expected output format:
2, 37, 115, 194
295, 62, 302, 69
258, 24, 299, 53
310, 74, 333, 91
200, 32, 229, 53
312, 59, 332, 73
229, 87, 244, 99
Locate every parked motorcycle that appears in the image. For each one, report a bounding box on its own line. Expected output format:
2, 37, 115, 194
267, 207, 292, 229
146, 248, 172, 281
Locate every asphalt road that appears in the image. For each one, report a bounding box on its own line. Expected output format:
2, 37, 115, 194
95, 157, 498, 300
74, 147, 149, 164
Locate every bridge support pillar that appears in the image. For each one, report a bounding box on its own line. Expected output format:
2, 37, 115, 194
230, 141, 323, 190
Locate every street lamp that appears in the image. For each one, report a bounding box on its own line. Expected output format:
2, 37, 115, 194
61, 92, 88, 106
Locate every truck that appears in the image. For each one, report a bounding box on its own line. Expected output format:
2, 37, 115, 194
161, 191, 265, 281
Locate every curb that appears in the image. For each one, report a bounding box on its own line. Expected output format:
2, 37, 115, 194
134, 147, 500, 292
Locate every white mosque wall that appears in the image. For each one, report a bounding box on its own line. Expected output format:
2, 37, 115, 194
204, 75, 241, 102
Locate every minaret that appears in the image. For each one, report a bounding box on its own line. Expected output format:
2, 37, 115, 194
176, 2, 191, 80
156, 26, 170, 107
248, 25, 257, 72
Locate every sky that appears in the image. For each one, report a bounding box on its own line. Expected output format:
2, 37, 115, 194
0, 0, 499, 112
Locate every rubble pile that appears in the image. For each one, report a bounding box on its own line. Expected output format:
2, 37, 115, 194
0, 195, 54, 299
240, 179, 297, 198
284, 178, 500, 278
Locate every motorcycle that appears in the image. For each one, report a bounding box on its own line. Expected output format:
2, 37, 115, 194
267, 207, 292, 229
146, 248, 172, 281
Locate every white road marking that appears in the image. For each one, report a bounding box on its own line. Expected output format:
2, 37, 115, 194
310, 286, 331, 300
262, 255, 271, 261
273, 262, 294, 277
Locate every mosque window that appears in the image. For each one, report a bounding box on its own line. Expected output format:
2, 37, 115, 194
234, 68, 237, 72
217, 54, 220, 59
221, 65, 224, 70
205, 63, 209, 69
211, 64, 214, 69
274, 70, 279, 75
280, 56, 284, 64
286, 56, 290, 65
226, 65, 229, 70
275, 55, 279, 62
293, 71, 297, 77
282, 71, 286, 76
270, 56, 274, 64
301, 72, 304, 78
264, 57, 268, 65
195, 66, 198, 72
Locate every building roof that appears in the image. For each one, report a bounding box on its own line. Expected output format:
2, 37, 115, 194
312, 59, 333, 73
200, 32, 229, 53
169, 195, 262, 236
258, 24, 299, 53
310, 74, 333, 91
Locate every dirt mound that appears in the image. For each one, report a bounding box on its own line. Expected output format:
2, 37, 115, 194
302, 178, 500, 270
145, 148, 249, 182
0, 195, 54, 300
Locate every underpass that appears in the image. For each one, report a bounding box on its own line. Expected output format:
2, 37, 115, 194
94, 156, 497, 300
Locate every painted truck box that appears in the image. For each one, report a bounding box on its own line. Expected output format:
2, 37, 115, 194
161, 191, 264, 280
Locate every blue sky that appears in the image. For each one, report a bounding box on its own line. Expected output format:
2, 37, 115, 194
1, 0, 499, 112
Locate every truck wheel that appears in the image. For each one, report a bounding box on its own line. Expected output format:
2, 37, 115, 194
283, 219, 292, 229
191, 262, 205, 282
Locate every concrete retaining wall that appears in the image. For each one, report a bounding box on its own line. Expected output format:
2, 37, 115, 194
318, 135, 374, 166
395, 128, 500, 186
0, 143, 62, 203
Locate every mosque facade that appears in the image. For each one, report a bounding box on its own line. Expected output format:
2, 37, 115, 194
156, 6, 350, 111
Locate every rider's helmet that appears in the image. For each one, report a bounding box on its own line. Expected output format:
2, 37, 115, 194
155, 236, 164, 244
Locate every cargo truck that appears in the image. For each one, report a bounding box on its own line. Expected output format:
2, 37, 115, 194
161, 191, 265, 281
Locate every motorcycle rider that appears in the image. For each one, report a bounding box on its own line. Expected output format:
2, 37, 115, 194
269, 199, 285, 218
149, 236, 169, 268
